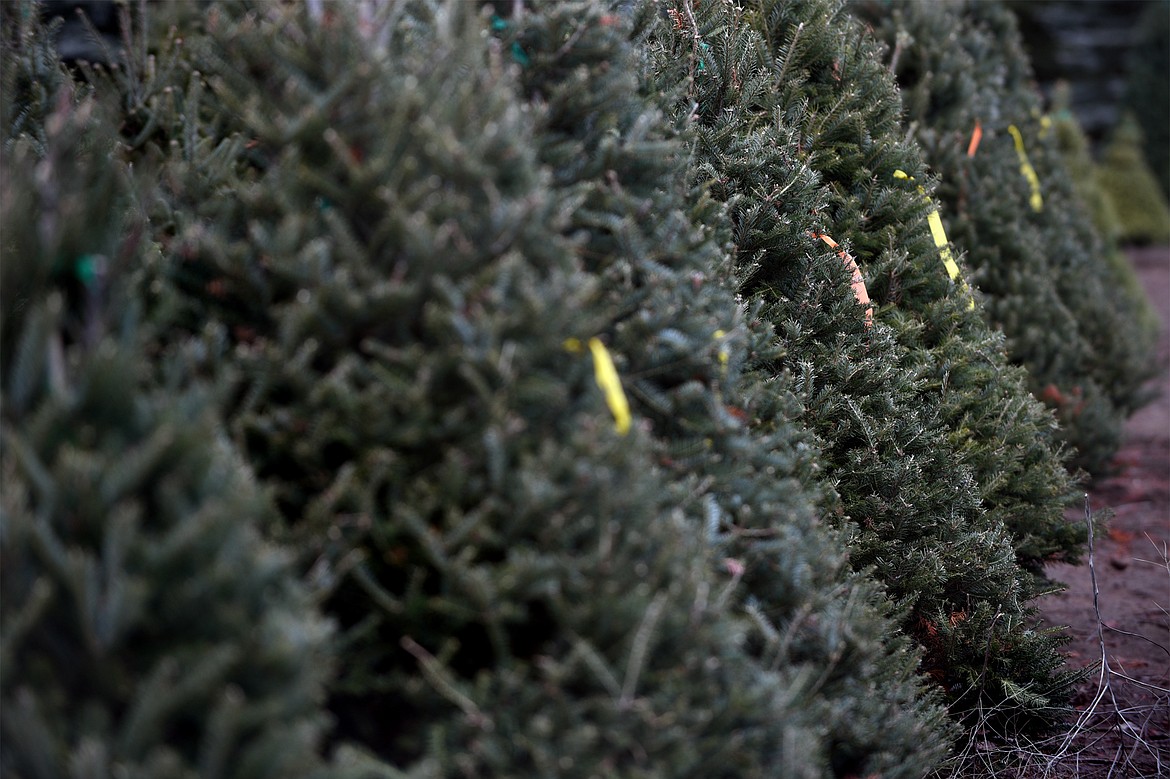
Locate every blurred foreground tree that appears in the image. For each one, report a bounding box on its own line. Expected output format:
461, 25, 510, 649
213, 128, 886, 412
0, 63, 342, 777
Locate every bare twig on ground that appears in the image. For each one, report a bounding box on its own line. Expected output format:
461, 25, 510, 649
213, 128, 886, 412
934, 496, 1169, 778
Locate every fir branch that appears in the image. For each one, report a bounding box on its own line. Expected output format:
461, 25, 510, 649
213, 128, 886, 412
400, 636, 494, 732
619, 591, 668, 709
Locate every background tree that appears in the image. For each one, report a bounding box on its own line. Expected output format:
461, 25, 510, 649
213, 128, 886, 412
1121, 0, 1170, 200
647, 0, 1079, 736
1094, 112, 1170, 246
740, 0, 1081, 574
860, 0, 1159, 475
1047, 88, 1163, 351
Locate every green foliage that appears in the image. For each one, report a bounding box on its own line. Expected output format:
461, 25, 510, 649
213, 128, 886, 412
1049, 93, 1163, 373
0, 83, 337, 779
1048, 83, 1122, 245
2, 0, 77, 152
862, 0, 1159, 475
1, 7, 115, 366
647, 0, 1080, 734
505, 3, 951, 773
1095, 113, 1170, 245
122, 2, 945, 774
101, 0, 957, 772
10, 0, 1135, 769
737, 0, 1080, 575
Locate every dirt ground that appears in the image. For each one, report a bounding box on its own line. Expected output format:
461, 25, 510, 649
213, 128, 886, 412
1013, 246, 1170, 778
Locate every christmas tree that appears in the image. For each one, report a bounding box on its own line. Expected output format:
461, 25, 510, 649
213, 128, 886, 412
500, 2, 951, 773
0, 58, 341, 777
1122, 0, 1170, 200
647, 0, 1080, 734
731, 0, 1081, 574
1095, 112, 1170, 246
860, 0, 1159, 475
99, 1, 949, 773
1047, 83, 1122, 245
1048, 87, 1163, 358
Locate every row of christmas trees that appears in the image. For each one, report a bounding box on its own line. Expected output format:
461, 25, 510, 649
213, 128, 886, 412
1, 0, 1160, 776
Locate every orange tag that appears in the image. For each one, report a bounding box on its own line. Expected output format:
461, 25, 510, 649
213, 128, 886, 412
967, 120, 983, 157
812, 232, 872, 327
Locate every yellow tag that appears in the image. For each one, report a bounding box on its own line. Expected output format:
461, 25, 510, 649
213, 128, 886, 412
926, 211, 961, 281
894, 171, 975, 309
713, 330, 729, 372
1007, 125, 1044, 212
588, 337, 631, 435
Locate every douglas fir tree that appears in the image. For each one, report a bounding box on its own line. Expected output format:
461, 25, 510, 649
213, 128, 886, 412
105, 1, 950, 774
858, 0, 1159, 475
1048, 88, 1163, 356
0, 63, 341, 778
498, 2, 951, 774
1121, 0, 1170, 200
648, 0, 1080, 736
1095, 113, 1170, 246
740, 0, 1082, 575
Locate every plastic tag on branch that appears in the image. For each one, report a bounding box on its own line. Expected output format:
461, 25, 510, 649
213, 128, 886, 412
893, 170, 975, 310
565, 337, 631, 435
713, 330, 730, 374
810, 232, 872, 327
1008, 125, 1044, 212
967, 120, 983, 157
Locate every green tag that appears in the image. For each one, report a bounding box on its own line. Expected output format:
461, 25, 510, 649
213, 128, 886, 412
75, 254, 102, 286
511, 41, 530, 67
